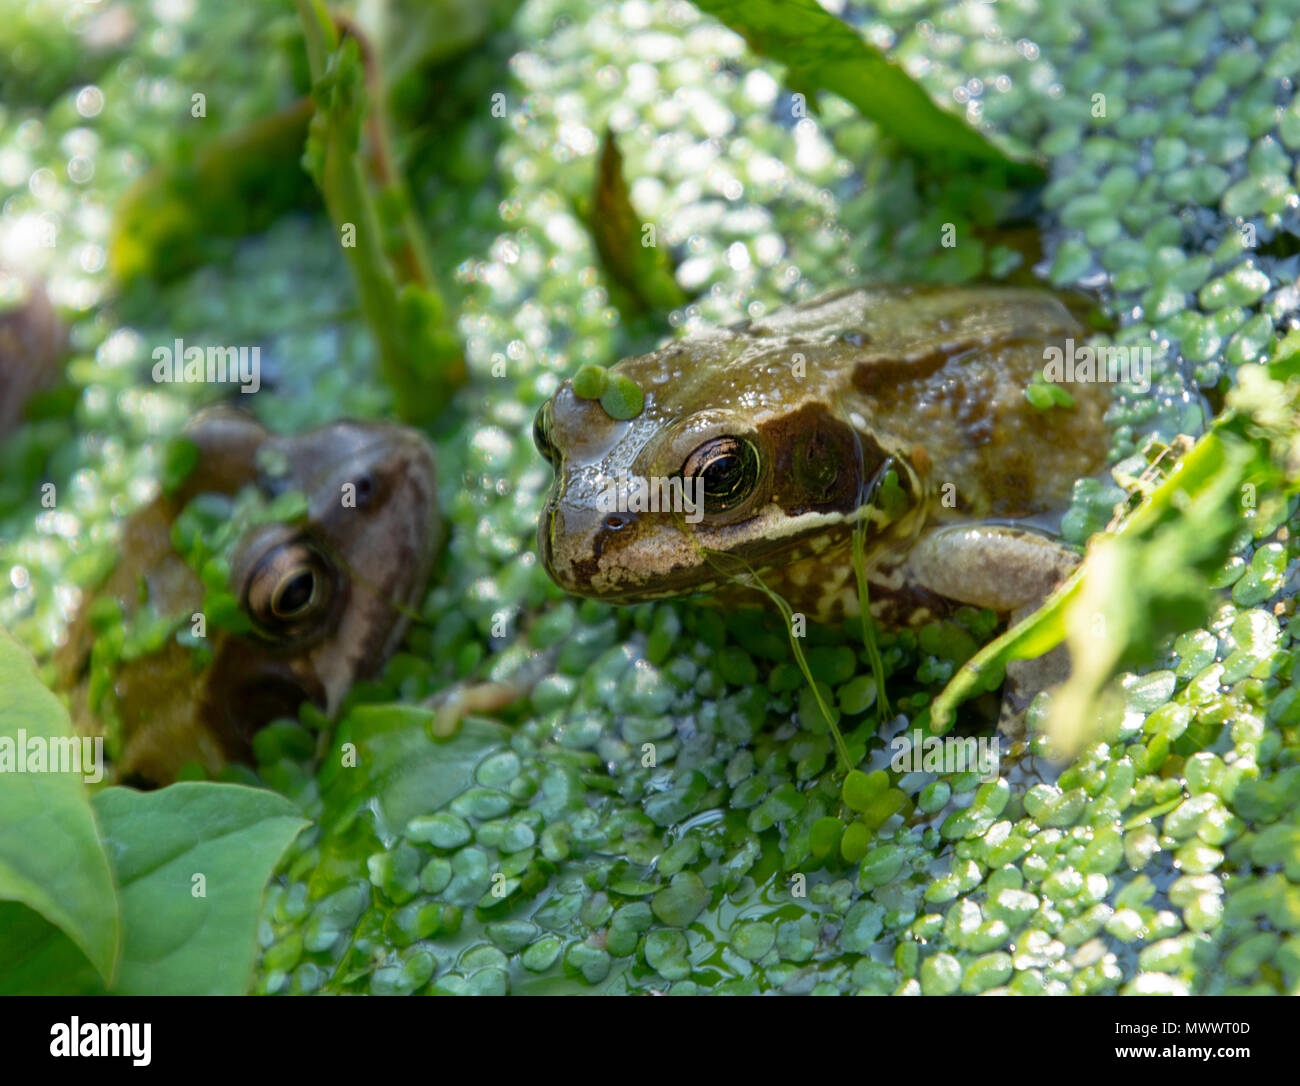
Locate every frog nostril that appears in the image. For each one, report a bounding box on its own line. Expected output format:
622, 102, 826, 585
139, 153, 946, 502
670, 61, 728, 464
592, 511, 637, 562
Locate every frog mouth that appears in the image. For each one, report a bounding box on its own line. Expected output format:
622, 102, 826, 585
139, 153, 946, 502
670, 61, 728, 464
536, 502, 557, 577
854, 454, 929, 540
238, 673, 324, 730
201, 658, 327, 763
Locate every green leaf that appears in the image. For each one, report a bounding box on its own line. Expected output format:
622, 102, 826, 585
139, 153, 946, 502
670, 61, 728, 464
160, 436, 200, 496
1048, 383, 1076, 408
0, 779, 306, 995
651, 871, 709, 927
842, 769, 886, 813
109, 100, 316, 284
0, 627, 118, 987
840, 820, 872, 863
322, 705, 511, 843
0, 902, 108, 995
809, 816, 843, 860
690, 0, 1042, 182
91, 783, 306, 995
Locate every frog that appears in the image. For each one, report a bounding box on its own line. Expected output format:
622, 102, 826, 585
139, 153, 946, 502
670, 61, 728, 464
532, 284, 1114, 727
58, 406, 439, 785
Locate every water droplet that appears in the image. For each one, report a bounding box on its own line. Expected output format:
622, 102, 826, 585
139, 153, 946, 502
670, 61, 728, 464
28, 167, 57, 198
75, 85, 105, 118
80, 244, 106, 274
68, 155, 95, 184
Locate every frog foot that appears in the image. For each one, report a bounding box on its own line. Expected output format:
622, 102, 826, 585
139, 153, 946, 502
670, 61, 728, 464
424, 680, 529, 737
903, 521, 1080, 740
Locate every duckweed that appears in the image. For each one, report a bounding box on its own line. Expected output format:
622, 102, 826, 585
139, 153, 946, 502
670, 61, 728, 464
598, 374, 645, 421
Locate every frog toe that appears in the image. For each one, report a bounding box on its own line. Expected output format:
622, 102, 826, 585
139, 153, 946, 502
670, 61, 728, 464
998, 643, 1072, 739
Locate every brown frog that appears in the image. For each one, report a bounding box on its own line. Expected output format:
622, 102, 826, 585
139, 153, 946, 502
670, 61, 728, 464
534, 284, 1115, 724
59, 407, 439, 784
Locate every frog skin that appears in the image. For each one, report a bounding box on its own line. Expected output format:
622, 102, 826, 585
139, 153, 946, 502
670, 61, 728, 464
59, 407, 439, 784
533, 284, 1114, 723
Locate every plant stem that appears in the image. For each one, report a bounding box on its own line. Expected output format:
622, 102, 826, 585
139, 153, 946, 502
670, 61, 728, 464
293, 0, 462, 424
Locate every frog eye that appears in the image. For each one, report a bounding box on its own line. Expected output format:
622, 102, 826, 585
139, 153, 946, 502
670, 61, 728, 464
273, 568, 317, 617
533, 403, 557, 465
351, 473, 375, 507
245, 541, 336, 634
681, 435, 760, 515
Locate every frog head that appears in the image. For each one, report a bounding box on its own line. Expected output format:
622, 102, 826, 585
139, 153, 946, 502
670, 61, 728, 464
63, 407, 440, 784
533, 329, 928, 604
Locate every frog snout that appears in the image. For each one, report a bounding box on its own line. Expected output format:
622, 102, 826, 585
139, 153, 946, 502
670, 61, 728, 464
537, 492, 640, 592
587, 510, 640, 571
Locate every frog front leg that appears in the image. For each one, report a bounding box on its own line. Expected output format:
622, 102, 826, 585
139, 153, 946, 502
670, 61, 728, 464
901, 523, 1080, 735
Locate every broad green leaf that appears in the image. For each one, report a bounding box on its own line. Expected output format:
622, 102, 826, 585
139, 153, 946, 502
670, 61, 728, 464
95, 783, 306, 995
0, 626, 118, 986
0, 902, 108, 995
321, 705, 511, 842
690, 0, 1041, 181
0, 782, 308, 995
